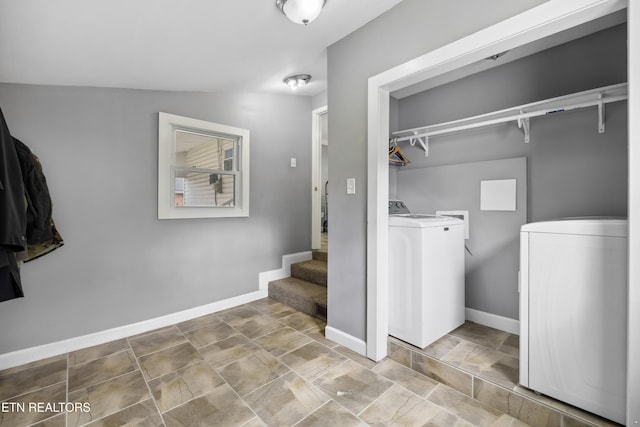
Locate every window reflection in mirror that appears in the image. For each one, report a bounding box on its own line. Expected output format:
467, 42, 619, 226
174, 130, 236, 207
158, 112, 250, 219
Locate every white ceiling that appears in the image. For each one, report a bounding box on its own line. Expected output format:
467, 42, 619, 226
0, 0, 404, 96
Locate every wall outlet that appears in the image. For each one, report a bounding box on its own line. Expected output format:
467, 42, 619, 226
290, 157, 297, 168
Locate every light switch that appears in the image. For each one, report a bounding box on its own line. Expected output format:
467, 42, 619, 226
347, 178, 356, 195
290, 157, 297, 168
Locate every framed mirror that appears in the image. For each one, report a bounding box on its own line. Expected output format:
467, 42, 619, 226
158, 112, 250, 219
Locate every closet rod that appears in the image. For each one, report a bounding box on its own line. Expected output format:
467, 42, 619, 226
392, 82, 628, 147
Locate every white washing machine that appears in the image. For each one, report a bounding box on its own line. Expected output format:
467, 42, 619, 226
388, 201, 465, 348
519, 218, 627, 424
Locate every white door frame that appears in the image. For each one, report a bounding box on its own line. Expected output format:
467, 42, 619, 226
312, 105, 328, 250
627, 1, 640, 424
367, 0, 637, 421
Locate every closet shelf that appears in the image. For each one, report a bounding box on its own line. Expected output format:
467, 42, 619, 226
391, 82, 628, 156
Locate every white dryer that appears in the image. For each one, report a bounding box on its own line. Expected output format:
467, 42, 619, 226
519, 218, 627, 424
389, 201, 465, 348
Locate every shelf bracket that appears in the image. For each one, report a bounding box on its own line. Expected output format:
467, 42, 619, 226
409, 132, 429, 157
598, 93, 605, 133
517, 113, 530, 143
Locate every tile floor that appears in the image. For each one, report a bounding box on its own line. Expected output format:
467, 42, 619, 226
0, 298, 621, 427
387, 322, 621, 427
2, 298, 529, 427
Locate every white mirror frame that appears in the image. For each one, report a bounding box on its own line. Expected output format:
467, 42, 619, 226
158, 112, 250, 219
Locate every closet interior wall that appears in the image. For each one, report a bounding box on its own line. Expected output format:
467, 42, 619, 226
391, 23, 628, 320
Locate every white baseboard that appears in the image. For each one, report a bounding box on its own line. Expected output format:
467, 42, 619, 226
465, 307, 520, 335
325, 326, 367, 356
259, 251, 312, 290
0, 290, 267, 371
1, 250, 313, 371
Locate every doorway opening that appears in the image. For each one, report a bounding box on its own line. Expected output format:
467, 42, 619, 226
312, 106, 328, 251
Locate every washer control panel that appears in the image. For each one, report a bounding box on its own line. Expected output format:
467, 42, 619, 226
389, 200, 410, 215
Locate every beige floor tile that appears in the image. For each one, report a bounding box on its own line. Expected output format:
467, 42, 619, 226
0, 354, 66, 377
371, 359, 439, 397
421, 334, 461, 359
176, 313, 219, 333
0, 382, 66, 427
427, 384, 506, 427
216, 305, 262, 326
475, 380, 563, 426
412, 351, 473, 396
82, 399, 163, 427
387, 340, 412, 368
148, 360, 225, 412
441, 341, 518, 388
231, 314, 284, 339
424, 409, 477, 426
333, 345, 377, 369
68, 349, 137, 392
28, 413, 66, 427
497, 334, 519, 357
0, 356, 67, 401
67, 370, 150, 426
138, 342, 203, 380
183, 319, 236, 348
296, 400, 366, 427
248, 297, 298, 319
304, 327, 338, 349
68, 338, 130, 366
163, 384, 255, 427
312, 360, 393, 415
128, 326, 187, 357
244, 371, 329, 427
253, 326, 313, 357
198, 334, 261, 368
278, 311, 326, 332
280, 341, 345, 381
360, 384, 442, 426
217, 350, 290, 396
450, 322, 511, 350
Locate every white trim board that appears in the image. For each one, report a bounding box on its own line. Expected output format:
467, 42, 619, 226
258, 251, 312, 290
0, 290, 267, 371
325, 326, 367, 356
465, 308, 519, 335
366, 0, 627, 362
0, 250, 312, 371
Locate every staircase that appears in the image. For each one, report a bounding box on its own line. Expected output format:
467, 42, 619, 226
268, 250, 327, 320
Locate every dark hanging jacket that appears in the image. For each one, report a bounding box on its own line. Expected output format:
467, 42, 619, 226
0, 108, 27, 301
0, 108, 63, 302
13, 138, 63, 262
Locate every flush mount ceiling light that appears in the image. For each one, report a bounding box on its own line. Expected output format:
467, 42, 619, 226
276, 0, 326, 25
283, 74, 312, 90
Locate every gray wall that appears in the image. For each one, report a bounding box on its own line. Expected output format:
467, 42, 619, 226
326, 0, 549, 341
0, 84, 312, 353
312, 92, 327, 110
393, 24, 628, 320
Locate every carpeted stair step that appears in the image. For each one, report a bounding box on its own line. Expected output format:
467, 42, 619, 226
291, 259, 327, 287
268, 277, 327, 320
312, 250, 327, 263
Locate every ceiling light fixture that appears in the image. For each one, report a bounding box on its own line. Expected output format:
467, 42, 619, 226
283, 74, 312, 90
276, 0, 326, 25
